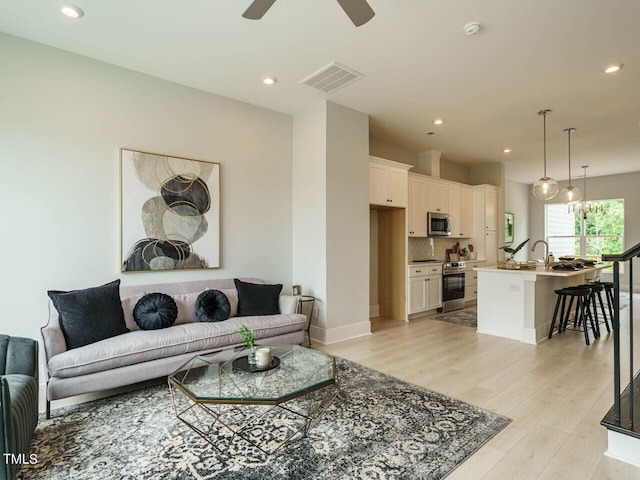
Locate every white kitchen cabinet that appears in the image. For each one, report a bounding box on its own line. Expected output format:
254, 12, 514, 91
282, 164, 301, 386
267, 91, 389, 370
448, 185, 461, 237
426, 179, 449, 214
408, 276, 428, 313
408, 175, 428, 236
460, 186, 473, 238
369, 157, 411, 207
426, 273, 443, 310
407, 265, 442, 314
472, 185, 499, 263
485, 187, 498, 231
464, 262, 482, 304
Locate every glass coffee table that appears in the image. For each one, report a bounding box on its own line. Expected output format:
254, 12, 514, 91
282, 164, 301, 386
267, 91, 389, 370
167, 345, 339, 455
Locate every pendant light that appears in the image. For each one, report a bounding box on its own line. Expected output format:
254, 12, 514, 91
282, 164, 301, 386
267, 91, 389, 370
573, 165, 603, 218
558, 127, 582, 205
532, 110, 559, 200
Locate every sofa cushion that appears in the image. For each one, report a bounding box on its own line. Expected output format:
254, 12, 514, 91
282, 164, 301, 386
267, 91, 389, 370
133, 293, 177, 330
47, 280, 128, 350
122, 292, 145, 331
46, 313, 308, 379
172, 291, 200, 325
196, 289, 231, 322
234, 279, 282, 317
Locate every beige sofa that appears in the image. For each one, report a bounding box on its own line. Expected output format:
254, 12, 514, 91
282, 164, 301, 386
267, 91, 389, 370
41, 278, 306, 417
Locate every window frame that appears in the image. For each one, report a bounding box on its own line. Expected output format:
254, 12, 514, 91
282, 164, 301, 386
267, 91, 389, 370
544, 199, 624, 267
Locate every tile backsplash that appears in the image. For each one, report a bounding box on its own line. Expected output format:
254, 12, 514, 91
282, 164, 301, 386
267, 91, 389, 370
408, 237, 475, 261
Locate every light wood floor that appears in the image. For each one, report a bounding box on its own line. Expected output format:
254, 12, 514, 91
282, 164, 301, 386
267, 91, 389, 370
315, 299, 640, 480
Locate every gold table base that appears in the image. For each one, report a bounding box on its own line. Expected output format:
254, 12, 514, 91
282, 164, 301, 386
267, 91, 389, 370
168, 378, 340, 456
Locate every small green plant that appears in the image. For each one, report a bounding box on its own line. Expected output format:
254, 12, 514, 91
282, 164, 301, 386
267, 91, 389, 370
234, 325, 255, 349
500, 238, 529, 260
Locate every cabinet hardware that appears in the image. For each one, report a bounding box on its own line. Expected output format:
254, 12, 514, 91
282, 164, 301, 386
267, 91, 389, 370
416, 270, 422, 273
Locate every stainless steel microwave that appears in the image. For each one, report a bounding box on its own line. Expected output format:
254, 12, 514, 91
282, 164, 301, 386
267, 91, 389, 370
428, 212, 451, 236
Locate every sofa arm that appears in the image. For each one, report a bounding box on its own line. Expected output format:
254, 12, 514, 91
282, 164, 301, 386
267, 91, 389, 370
1, 374, 39, 480
0, 335, 38, 379
279, 295, 299, 315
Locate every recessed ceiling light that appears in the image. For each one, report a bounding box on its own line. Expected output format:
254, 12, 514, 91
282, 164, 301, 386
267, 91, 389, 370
433, 119, 444, 125
604, 64, 623, 74
503, 148, 512, 153
464, 22, 482, 36
60, 4, 84, 18
262, 76, 277, 85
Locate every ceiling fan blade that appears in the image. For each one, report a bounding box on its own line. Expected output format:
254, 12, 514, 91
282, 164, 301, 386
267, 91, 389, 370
242, 0, 277, 20
336, 0, 375, 27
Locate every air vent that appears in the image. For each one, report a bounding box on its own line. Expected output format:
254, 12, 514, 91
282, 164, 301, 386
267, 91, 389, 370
300, 61, 364, 94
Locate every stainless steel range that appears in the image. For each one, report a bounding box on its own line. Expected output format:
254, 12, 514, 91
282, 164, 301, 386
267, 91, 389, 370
439, 262, 466, 313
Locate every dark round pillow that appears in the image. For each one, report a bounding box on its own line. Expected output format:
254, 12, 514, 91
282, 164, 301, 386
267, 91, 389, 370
196, 289, 231, 322
133, 293, 178, 330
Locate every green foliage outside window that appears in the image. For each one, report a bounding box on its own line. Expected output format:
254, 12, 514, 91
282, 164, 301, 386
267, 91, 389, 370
572, 199, 624, 260
546, 199, 624, 263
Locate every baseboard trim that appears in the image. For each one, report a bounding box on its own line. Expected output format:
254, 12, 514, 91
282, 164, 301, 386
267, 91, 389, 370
369, 305, 380, 318
310, 321, 371, 345
605, 429, 640, 468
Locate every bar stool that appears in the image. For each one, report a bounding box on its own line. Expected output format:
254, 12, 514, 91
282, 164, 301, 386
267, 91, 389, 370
549, 288, 570, 338
556, 286, 599, 345
594, 281, 615, 327
578, 282, 611, 335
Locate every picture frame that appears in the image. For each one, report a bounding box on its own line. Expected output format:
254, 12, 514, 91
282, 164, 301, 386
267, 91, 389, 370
120, 149, 220, 272
505, 212, 515, 244
292, 284, 302, 296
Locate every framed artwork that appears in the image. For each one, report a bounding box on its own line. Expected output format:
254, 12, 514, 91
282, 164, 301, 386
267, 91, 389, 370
505, 212, 514, 244
120, 149, 220, 272
292, 284, 302, 296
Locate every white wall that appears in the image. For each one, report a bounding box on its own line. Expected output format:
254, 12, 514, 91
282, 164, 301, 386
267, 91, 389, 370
505, 179, 530, 261
370, 210, 379, 311
326, 102, 370, 339
528, 171, 640, 290
369, 138, 417, 166
292, 103, 327, 328
0, 33, 294, 342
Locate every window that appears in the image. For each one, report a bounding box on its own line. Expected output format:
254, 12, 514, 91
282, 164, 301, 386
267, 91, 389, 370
545, 199, 624, 261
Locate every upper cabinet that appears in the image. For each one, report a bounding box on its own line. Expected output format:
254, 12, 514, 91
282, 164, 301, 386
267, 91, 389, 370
407, 173, 474, 238
448, 184, 473, 238
369, 157, 412, 208
472, 184, 499, 263
425, 178, 449, 214
408, 175, 428, 236
459, 186, 473, 238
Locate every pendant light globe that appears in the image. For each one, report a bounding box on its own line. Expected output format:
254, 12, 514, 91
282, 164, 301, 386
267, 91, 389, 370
533, 177, 559, 200
559, 185, 582, 205
532, 110, 559, 200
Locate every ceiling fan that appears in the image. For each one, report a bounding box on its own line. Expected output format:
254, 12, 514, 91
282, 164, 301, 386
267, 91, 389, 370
242, 0, 375, 27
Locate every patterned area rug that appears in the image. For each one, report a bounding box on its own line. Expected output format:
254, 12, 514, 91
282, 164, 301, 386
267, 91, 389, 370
432, 309, 477, 328
20, 358, 508, 480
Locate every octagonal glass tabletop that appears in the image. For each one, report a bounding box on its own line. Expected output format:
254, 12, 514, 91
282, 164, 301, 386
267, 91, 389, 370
168, 345, 336, 404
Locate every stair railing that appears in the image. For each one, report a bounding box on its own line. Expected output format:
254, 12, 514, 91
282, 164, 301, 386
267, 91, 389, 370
603, 242, 640, 427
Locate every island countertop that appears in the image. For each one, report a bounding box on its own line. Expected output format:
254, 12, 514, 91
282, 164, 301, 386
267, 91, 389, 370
474, 264, 606, 278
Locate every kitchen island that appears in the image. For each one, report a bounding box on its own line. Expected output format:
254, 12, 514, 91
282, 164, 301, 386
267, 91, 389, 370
475, 264, 606, 344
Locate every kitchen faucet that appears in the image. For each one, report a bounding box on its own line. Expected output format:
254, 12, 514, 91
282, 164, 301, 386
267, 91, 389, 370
531, 240, 550, 270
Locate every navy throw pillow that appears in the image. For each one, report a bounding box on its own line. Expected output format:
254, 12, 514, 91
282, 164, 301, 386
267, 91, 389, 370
47, 280, 128, 350
133, 293, 178, 330
234, 279, 282, 317
196, 289, 231, 322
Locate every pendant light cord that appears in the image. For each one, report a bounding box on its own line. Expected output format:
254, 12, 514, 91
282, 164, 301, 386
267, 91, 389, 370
567, 129, 571, 185
539, 109, 552, 178
543, 112, 547, 177
564, 127, 576, 186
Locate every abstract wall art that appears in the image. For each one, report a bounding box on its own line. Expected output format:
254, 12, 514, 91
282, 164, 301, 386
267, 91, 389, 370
120, 149, 220, 272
